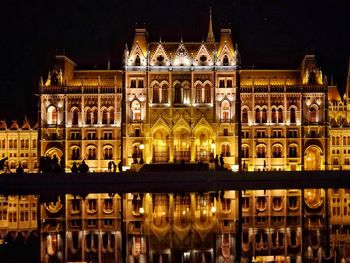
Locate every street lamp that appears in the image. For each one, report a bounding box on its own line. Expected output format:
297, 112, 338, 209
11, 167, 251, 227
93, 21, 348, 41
139, 144, 144, 164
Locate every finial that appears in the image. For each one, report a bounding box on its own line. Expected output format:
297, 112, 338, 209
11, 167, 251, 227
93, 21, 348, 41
159, 36, 162, 43
39, 76, 44, 86
180, 35, 183, 43
107, 57, 110, 70
207, 6, 215, 43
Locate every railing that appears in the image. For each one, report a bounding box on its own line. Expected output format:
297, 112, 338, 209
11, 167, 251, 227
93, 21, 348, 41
153, 151, 169, 163
174, 151, 191, 162
40, 85, 122, 94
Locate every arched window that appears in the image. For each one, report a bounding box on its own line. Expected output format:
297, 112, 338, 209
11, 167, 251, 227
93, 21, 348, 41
309, 105, 318, 123
271, 108, 277, 123
242, 108, 248, 124
308, 71, 316, 84
72, 108, 79, 125
131, 100, 141, 121
109, 108, 114, 124
242, 145, 249, 158
102, 109, 108, 124
278, 108, 283, 123
87, 146, 97, 160
223, 55, 229, 66
134, 55, 141, 66
255, 108, 261, 123
204, 84, 211, 103
262, 108, 267, 123
174, 84, 182, 104
288, 145, 297, 158
92, 109, 98, 124
153, 84, 160, 103
196, 84, 202, 103
161, 84, 168, 103
221, 100, 230, 121
290, 108, 296, 124
221, 144, 230, 157
71, 147, 80, 160
104, 146, 113, 160
257, 145, 266, 158
272, 145, 282, 158
332, 136, 335, 145
86, 108, 92, 125
47, 106, 57, 125
183, 84, 190, 104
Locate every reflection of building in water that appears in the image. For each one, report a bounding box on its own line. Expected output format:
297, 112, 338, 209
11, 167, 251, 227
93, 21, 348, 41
2, 9, 350, 263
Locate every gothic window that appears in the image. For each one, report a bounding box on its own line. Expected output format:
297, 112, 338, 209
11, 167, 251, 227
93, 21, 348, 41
71, 147, 80, 160
242, 145, 249, 158
345, 158, 350, 165
242, 108, 248, 124
138, 79, 144, 88
278, 108, 283, 123
183, 84, 190, 104
271, 108, 277, 123
290, 108, 296, 124
288, 145, 297, 158
13, 140, 17, 149
272, 145, 282, 158
134, 55, 141, 66
262, 108, 267, 123
161, 84, 168, 103
102, 108, 108, 124
87, 199, 97, 214
221, 100, 230, 121
227, 79, 233, 88
255, 108, 261, 123
219, 79, 225, 88
153, 84, 160, 103
174, 84, 182, 104
85, 108, 92, 125
72, 108, 79, 125
92, 109, 98, 124
132, 194, 143, 215
196, 84, 202, 103
221, 144, 230, 157
109, 108, 114, 124
131, 100, 141, 121
103, 146, 113, 160
223, 55, 229, 66
309, 105, 318, 122
87, 146, 97, 160
130, 79, 137, 88
47, 106, 57, 125
256, 145, 266, 158
204, 84, 211, 103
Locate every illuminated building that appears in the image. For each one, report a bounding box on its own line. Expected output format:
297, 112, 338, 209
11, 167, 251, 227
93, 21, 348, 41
1, 10, 350, 263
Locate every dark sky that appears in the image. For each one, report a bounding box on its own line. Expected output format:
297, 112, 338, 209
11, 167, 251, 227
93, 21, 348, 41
0, 0, 349, 120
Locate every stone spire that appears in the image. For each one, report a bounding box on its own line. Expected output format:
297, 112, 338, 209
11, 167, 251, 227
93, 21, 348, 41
206, 7, 215, 43
346, 57, 350, 103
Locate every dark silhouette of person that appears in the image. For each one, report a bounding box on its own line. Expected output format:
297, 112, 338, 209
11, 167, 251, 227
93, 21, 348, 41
71, 162, 78, 174
214, 154, 219, 169
78, 160, 89, 173
59, 155, 65, 171
112, 161, 117, 173
220, 154, 224, 169
118, 161, 123, 172
16, 163, 24, 174
108, 161, 112, 172
0, 157, 11, 173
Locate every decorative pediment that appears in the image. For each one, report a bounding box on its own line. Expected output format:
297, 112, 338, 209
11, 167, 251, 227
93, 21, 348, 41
150, 43, 170, 66
128, 42, 147, 66
194, 43, 213, 66
173, 43, 191, 66
173, 116, 191, 132
193, 116, 213, 134
217, 43, 235, 66
151, 117, 171, 134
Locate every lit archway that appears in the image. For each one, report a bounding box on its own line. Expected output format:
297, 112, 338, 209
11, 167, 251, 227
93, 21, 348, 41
304, 146, 322, 171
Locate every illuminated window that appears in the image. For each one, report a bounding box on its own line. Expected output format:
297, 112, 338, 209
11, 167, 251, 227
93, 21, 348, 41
242, 145, 249, 158
272, 145, 282, 158
221, 144, 230, 157
183, 84, 190, 104
262, 108, 267, 123
102, 108, 108, 124
256, 145, 266, 158
109, 108, 114, 124
278, 108, 283, 123
255, 108, 261, 123
153, 84, 160, 103
195, 84, 202, 103
104, 146, 113, 160
309, 105, 318, 122
71, 147, 80, 160
85, 108, 92, 125
87, 146, 97, 160
72, 108, 79, 125
271, 108, 277, 123
221, 100, 230, 121
174, 84, 181, 104
288, 145, 297, 157
47, 105, 57, 125
131, 100, 141, 121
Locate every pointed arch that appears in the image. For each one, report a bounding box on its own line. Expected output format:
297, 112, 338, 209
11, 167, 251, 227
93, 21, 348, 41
221, 99, 231, 122
47, 105, 57, 125
130, 99, 141, 121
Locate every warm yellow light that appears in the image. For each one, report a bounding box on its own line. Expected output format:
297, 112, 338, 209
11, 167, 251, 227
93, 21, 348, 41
182, 210, 186, 215
139, 144, 144, 150
211, 206, 216, 214
139, 207, 144, 214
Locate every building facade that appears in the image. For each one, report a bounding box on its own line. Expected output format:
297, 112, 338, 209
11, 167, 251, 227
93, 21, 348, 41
1, 12, 350, 263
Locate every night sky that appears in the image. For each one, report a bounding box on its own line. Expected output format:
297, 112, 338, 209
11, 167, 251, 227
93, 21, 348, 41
0, 0, 349, 121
